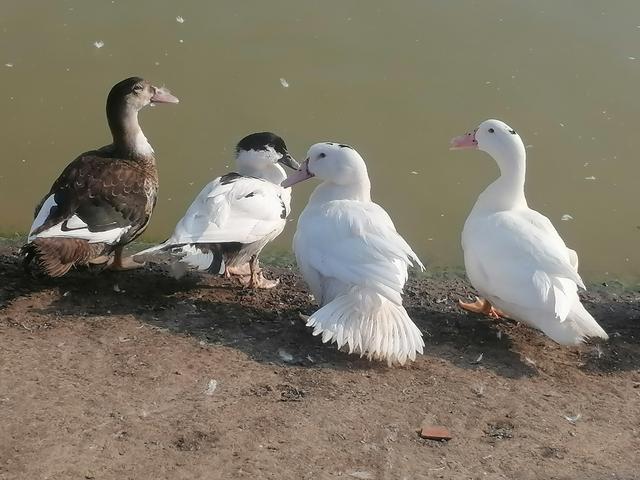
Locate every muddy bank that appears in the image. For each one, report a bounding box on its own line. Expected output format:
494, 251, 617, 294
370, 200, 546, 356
1, 242, 639, 480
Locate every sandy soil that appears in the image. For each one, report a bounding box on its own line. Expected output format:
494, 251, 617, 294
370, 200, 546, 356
1, 243, 639, 480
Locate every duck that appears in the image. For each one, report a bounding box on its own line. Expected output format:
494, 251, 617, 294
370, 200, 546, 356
450, 118, 608, 344
134, 132, 299, 289
21, 76, 179, 277
282, 142, 425, 365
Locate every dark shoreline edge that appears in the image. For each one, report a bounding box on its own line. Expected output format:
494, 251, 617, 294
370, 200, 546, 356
2, 235, 637, 293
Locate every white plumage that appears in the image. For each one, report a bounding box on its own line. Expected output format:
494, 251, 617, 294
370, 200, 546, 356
136, 132, 297, 288
167, 176, 288, 247
284, 142, 425, 365
452, 119, 608, 344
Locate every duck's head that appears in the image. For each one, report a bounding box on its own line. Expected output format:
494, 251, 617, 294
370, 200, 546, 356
282, 142, 368, 188
107, 76, 179, 114
450, 119, 525, 162
235, 132, 299, 175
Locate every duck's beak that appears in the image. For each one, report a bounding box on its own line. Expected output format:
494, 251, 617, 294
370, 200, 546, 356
450, 130, 478, 150
278, 153, 300, 170
281, 158, 314, 188
150, 85, 179, 104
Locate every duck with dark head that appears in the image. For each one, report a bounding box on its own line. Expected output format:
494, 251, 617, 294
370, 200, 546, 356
22, 76, 179, 277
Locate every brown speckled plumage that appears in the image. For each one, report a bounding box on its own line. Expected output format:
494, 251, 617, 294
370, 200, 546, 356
22, 77, 177, 276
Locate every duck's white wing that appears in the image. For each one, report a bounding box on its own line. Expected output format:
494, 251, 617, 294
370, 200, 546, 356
294, 200, 423, 305
168, 173, 288, 245
463, 208, 584, 321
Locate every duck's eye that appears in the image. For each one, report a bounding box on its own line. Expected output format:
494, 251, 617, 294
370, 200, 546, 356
488, 128, 495, 133
133, 84, 143, 93
318, 153, 326, 159
509, 129, 516, 135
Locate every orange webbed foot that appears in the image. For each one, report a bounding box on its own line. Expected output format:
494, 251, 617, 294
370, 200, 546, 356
458, 296, 505, 319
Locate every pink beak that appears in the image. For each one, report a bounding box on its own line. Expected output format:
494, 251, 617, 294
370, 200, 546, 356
150, 85, 179, 104
281, 158, 314, 188
450, 130, 478, 150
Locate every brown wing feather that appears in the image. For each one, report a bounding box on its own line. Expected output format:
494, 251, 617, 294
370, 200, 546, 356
32, 149, 158, 245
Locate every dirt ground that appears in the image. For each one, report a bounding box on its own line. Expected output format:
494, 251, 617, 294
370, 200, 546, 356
0, 242, 639, 480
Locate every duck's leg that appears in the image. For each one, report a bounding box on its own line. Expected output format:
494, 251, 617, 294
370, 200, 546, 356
248, 255, 279, 289
108, 246, 145, 271
88, 255, 111, 265
459, 296, 504, 319
225, 263, 252, 276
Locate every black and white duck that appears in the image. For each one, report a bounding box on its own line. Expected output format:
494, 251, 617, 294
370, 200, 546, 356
135, 132, 298, 289
22, 76, 179, 276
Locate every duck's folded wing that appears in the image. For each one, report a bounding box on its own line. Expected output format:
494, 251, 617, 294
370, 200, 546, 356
168, 175, 287, 245
467, 210, 584, 319
29, 155, 151, 244
296, 200, 423, 305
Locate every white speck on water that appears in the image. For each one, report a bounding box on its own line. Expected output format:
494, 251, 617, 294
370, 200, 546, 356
561, 214, 574, 221
113, 284, 125, 293
629, 56, 637, 60
472, 353, 483, 364
93, 40, 104, 49
154, 61, 160, 66
204, 379, 218, 395
559, 122, 565, 127
5, 63, 13, 68
583, 162, 590, 167
279, 77, 289, 88
179, 39, 184, 43
585, 176, 597, 180
278, 349, 294, 362
564, 413, 581, 424
496, 330, 502, 340
176, 16, 185, 23
410, 171, 419, 175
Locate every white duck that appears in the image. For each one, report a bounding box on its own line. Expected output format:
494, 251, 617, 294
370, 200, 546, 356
136, 132, 299, 288
282, 142, 425, 365
451, 119, 608, 344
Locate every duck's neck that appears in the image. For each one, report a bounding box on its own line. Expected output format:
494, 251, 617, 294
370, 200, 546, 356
308, 177, 371, 206
108, 105, 155, 162
238, 162, 287, 185
473, 149, 528, 213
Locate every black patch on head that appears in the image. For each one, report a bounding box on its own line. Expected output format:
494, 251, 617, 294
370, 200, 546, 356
236, 132, 288, 155
338, 144, 353, 149
280, 199, 287, 219
245, 192, 256, 198
509, 129, 516, 135
220, 172, 243, 185
488, 128, 495, 133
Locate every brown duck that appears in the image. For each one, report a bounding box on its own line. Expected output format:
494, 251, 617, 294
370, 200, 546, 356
22, 76, 179, 276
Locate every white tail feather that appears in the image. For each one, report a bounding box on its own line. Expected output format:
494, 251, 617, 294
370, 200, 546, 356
306, 287, 424, 366
177, 244, 215, 271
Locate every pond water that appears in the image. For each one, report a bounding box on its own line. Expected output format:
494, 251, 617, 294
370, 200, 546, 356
1, 1, 639, 281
